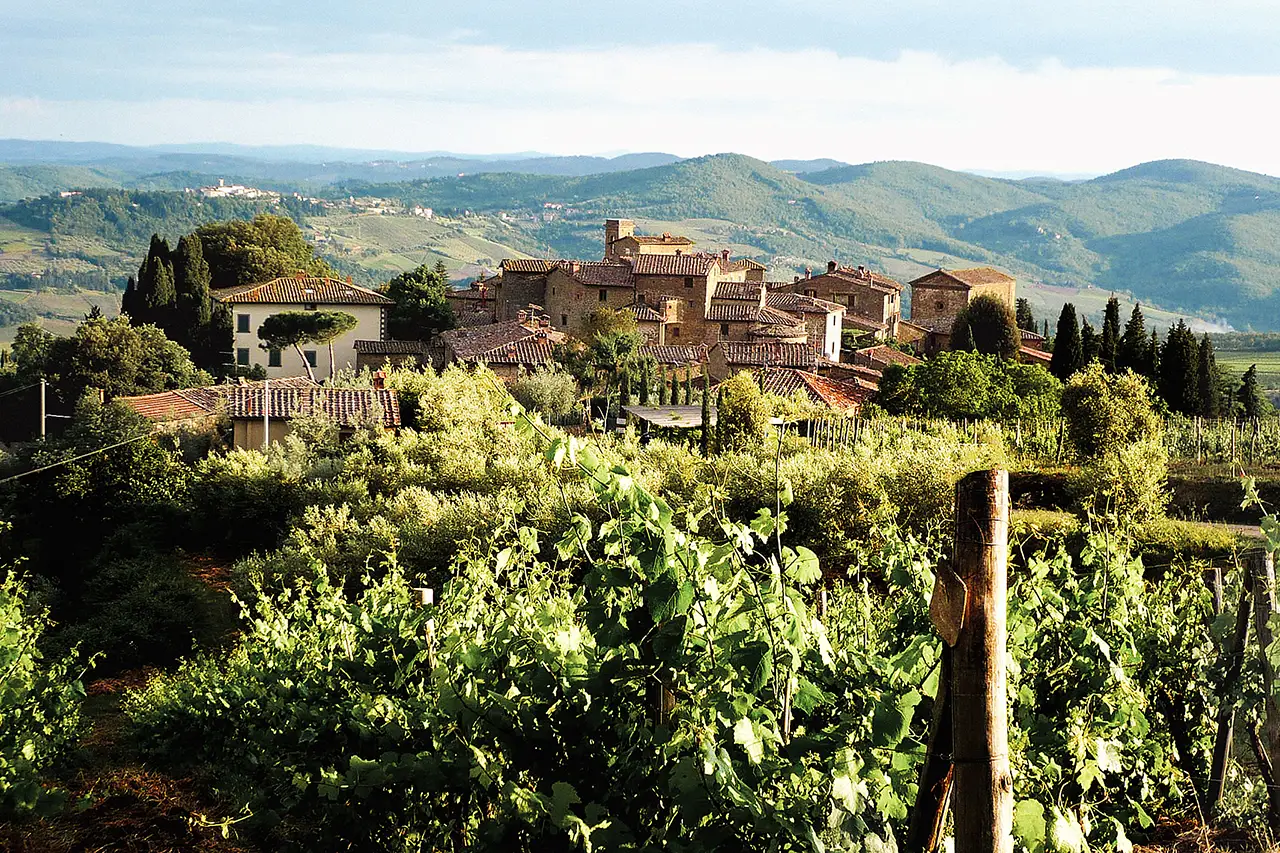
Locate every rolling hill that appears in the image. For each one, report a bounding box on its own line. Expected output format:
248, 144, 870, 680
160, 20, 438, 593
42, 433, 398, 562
4, 150, 1280, 330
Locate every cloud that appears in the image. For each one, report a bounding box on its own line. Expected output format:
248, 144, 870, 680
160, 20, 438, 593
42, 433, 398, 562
4, 42, 1280, 175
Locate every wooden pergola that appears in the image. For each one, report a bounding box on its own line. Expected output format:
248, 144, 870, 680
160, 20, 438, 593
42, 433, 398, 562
622, 405, 717, 443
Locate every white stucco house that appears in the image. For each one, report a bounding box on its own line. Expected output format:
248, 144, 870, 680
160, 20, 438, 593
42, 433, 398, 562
213, 275, 393, 378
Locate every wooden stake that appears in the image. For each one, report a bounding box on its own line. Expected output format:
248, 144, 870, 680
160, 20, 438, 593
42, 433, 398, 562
1206, 576, 1251, 819
1247, 548, 1280, 830
951, 469, 1013, 853
906, 647, 954, 853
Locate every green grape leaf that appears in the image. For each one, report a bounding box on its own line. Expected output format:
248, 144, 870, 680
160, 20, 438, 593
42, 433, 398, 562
784, 546, 822, 586
733, 717, 764, 764
731, 641, 774, 693
1012, 800, 1047, 853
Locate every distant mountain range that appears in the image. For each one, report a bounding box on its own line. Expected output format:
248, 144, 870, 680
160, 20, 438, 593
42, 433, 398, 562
2, 141, 1279, 329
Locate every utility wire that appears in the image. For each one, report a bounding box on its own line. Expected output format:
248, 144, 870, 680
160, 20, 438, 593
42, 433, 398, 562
0, 382, 40, 399
0, 432, 153, 485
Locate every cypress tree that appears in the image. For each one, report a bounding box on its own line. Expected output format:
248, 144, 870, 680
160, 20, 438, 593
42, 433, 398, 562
1015, 298, 1036, 333
135, 234, 176, 329
1146, 330, 1160, 381
1197, 334, 1221, 418
620, 366, 632, 409
174, 233, 213, 355
1158, 321, 1200, 415
1042, 319, 1050, 339
1118, 303, 1147, 373
1049, 303, 1082, 381
120, 275, 140, 320
1241, 365, 1264, 419
1081, 318, 1100, 365
658, 366, 668, 405
639, 360, 651, 405
684, 370, 693, 405
672, 372, 680, 405
1100, 296, 1121, 372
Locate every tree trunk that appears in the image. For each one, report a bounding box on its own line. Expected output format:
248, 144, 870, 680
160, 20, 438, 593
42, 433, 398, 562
951, 469, 1013, 853
328, 341, 336, 381
293, 343, 316, 382
906, 647, 953, 852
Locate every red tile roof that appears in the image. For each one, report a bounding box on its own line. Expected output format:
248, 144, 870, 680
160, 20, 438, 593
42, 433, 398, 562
716, 341, 821, 369
854, 345, 922, 369
354, 339, 428, 355
119, 377, 319, 422
227, 387, 400, 427
632, 254, 719, 277
748, 323, 808, 340
766, 291, 843, 315
638, 344, 709, 365
626, 301, 667, 322
556, 260, 634, 287
213, 276, 393, 306
477, 340, 558, 366
842, 314, 891, 333
501, 259, 557, 273
805, 265, 903, 293
713, 281, 765, 302
910, 267, 1014, 289
1019, 346, 1053, 366
760, 369, 871, 411
723, 258, 767, 272
628, 234, 694, 246
440, 319, 566, 362
706, 303, 801, 324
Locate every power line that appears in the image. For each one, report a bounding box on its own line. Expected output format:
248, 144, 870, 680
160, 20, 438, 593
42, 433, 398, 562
0, 382, 40, 399
0, 433, 153, 485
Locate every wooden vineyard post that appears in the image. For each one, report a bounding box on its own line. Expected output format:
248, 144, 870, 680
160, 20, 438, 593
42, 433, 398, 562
952, 469, 1012, 853
906, 647, 954, 852
1206, 571, 1252, 819
1247, 548, 1280, 829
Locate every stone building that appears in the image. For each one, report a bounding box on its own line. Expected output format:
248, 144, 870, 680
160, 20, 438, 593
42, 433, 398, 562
437, 309, 567, 380
907, 267, 1015, 325
776, 262, 903, 339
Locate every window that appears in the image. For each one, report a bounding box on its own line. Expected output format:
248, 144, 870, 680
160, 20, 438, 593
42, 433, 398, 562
236, 347, 249, 366
684, 277, 694, 288
936, 300, 945, 309
236, 314, 250, 333
305, 303, 318, 311
805, 289, 816, 298
599, 289, 608, 302
687, 299, 695, 308
719, 322, 730, 336
835, 294, 849, 306
268, 348, 282, 368
560, 314, 568, 327
671, 326, 681, 338
551, 286, 556, 295
304, 350, 318, 367
850, 294, 858, 309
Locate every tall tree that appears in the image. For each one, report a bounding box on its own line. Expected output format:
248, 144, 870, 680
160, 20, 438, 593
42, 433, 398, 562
1015, 298, 1036, 333
120, 275, 140, 320
257, 312, 321, 382
1081, 319, 1100, 366
310, 311, 359, 379
1158, 320, 1200, 415
173, 234, 213, 348
1197, 334, 1222, 418
134, 234, 176, 328
1099, 296, 1121, 372
196, 215, 334, 290
382, 263, 455, 341
950, 294, 1021, 360
1146, 329, 1160, 381
1117, 303, 1147, 374
1049, 303, 1083, 381
1240, 365, 1265, 419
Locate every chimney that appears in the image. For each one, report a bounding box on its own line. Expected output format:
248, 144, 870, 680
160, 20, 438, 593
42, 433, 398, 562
517, 310, 528, 323
347, 275, 353, 284
539, 316, 550, 328
793, 275, 800, 283
858, 265, 866, 275
372, 370, 386, 390
571, 261, 581, 275
804, 267, 812, 279
827, 260, 838, 273
721, 249, 730, 263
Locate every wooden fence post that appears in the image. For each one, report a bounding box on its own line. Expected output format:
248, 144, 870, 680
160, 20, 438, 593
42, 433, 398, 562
952, 469, 1013, 853
906, 647, 954, 852
1206, 571, 1252, 819
1247, 548, 1280, 829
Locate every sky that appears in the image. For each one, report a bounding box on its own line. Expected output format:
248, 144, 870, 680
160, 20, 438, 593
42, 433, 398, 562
5, 0, 1280, 175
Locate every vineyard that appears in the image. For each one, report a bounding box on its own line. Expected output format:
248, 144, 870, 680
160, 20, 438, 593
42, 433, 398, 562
1, 364, 1279, 850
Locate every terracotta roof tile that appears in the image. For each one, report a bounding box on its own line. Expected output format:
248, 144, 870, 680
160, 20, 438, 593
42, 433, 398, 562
713, 281, 765, 301
632, 254, 719, 277
853, 345, 922, 369
354, 339, 428, 355
118, 390, 217, 422
213, 276, 393, 306
748, 323, 808, 340
501, 259, 557, 273
760, 369, 870, 411
639, 344, 709, 365
227, 387, 400, 427
705, 303, 801, 324
477, 340, 558, 366
817, 266, 904, 293
556, 260, 634, 287
766, 291, 843, 315
627, 301, 667, 322
440, 319, 567, 362
842, 314, 891, 333
910, 267, 1014, 289
627, 234, 694, 246
716, 341, 821, 369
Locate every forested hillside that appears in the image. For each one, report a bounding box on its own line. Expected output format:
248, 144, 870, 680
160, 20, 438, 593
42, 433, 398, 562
6, 152, 1280, 328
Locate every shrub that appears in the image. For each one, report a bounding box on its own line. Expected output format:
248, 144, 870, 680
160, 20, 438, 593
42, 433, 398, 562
0, 572, 90, 817
1061, 363, 1162, 459
510, 369, 580, 419
716, 370, 771, 451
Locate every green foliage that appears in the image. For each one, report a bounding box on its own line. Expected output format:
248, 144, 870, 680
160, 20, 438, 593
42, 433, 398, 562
950, 293, 1020, 359
381, 263, 454, 341
0, 570, 90, 817
257, 311, 323, 380
716, 371, 771, 451
1240, 364, 1267, 419
9, 315, 209, 400
510, 369, 580, 419
878, 351, 1062, 421
1050, 303, 1083, 381
1100, 296, 1121, 372
1158, 320, 1201, 416
196, 214, 334, 290
1197, 334, 1222, 418
1016, 297, 1036, 333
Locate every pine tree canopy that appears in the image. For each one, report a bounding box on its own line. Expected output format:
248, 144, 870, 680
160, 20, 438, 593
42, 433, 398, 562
1049, 303, 1083, 381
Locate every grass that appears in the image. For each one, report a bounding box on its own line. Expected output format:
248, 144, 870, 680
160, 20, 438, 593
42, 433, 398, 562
1217, 349, 1280, 388
0, 288, 121, 344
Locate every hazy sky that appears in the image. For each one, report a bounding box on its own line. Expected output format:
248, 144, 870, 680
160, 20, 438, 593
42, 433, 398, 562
5, 0, 1280, 174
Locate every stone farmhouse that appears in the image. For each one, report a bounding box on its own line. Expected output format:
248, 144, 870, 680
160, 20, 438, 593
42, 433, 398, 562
447, 220, 847, 362
901, 266, 1049, 365
214, 275, 393, 378
437, 309, 568, 379
774, 261, 904, 340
